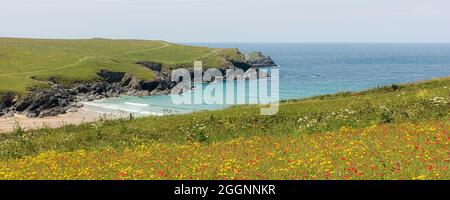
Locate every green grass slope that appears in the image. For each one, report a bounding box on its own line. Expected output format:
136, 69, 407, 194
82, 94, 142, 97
0, 77, 448, 179
0, 38, 243, 94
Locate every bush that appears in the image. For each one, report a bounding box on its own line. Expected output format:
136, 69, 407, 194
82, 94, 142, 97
380, 106, 394, 123
195, 132, 209, 143
391, 84, 401, 91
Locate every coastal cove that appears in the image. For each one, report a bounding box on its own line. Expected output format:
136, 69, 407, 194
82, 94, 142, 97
0, 38, 276, 120
85, 43, 450, 116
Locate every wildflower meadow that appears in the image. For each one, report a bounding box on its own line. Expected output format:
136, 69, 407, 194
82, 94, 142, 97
0, 77, 449, 180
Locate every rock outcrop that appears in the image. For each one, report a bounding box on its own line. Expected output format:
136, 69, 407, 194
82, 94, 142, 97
13, 86, 75, 118
0, 92, 16, 118
136, 61, 162, 72
245, 52, 277, 67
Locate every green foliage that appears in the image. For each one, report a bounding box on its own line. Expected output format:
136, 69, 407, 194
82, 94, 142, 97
12, 118, 25, 137
195, 132, 209, 143
380, 106, 394, 123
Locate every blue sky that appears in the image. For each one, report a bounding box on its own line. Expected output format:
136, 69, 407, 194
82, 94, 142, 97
2, 0, 450, 42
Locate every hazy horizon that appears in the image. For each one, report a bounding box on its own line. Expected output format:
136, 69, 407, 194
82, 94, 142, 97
3, 36, 450, 44
2, 0, 450, 43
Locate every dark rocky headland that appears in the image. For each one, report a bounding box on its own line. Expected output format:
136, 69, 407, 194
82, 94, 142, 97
0, 51, 277, 118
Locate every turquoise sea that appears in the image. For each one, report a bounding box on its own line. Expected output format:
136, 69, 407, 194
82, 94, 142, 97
84, 43, 450, 116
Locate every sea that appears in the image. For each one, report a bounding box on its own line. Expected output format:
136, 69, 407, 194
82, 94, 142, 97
83, 43, 450, 116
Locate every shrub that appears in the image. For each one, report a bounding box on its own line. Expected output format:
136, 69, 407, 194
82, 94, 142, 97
12, 118, 25, 137
380, 106, 394, 123
391, 84, 401, 91
195, 132, 209, 143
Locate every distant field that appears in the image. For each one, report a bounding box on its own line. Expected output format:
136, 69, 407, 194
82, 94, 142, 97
0, 38, 241, 94
0, 77, 448, 180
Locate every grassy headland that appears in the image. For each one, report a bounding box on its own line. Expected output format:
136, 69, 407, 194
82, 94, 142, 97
0, 37, 244, 94
0, 77, 448, 180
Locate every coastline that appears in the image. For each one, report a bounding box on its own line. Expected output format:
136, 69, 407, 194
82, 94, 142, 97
0, 49, 276, 120
0, 107, 121, 134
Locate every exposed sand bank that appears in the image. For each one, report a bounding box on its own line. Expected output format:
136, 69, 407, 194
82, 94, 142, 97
0, 108, 123, 134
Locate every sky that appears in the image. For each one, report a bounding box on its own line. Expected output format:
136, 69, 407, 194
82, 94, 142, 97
1, 0, 450, 42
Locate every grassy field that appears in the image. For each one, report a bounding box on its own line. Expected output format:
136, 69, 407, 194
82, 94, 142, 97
0, 37, 243, 94
0, 77, 448, 180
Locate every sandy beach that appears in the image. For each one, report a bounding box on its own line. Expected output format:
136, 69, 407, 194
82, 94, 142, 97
0, 108, 120, 134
